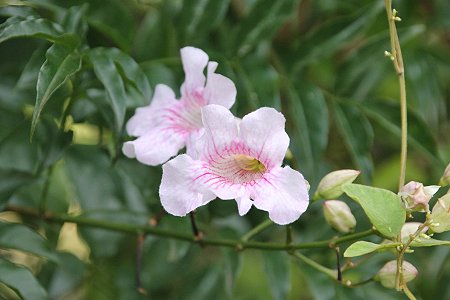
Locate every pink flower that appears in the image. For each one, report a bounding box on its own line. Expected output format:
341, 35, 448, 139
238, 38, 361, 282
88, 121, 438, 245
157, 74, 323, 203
122, 47, 236, 165
159, 105, 310, 225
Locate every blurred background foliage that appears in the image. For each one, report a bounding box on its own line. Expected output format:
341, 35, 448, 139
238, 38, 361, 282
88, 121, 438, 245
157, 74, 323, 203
0, 0, 449, 299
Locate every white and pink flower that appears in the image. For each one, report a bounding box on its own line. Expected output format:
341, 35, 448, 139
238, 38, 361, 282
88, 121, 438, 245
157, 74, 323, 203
159, 105, 310, 225
122, 47, 236, 166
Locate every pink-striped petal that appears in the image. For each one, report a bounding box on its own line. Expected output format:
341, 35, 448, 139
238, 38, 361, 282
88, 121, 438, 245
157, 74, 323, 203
199, 105, 239, 158
160, 154, 216, 216
204, 62, 236, 109
252, 166, 309, 225
180, 47, 209, 96
126, 84, 177, 137
122, 126, 185, 166
240, 107, 289, 170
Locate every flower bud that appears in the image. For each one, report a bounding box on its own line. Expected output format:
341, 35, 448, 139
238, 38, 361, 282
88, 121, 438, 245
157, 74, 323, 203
439, 163, 450, 186
315, 169, 360, 200
399, 181, 435, 212
429, 193, 450, 233
375, 260, 418, 289
322, 200, 356, 233
400, 222, 427, 244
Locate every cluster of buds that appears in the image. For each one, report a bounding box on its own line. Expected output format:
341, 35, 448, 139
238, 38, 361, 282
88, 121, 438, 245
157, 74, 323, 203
375, 260, 418, 289
315, 170, 359, 233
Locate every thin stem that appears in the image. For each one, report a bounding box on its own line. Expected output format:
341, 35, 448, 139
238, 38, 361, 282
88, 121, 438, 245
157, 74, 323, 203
38, 165, 55, 213
396, 221, 429, 291
384, 0, 407, 191
189, 212, 202, 241
5, 205, 377, 251
384, 1, 409, 296
135, 234, 147, 295
291, 251, 337, 279
403, 283, 417, 300
335, 247, 342, 282
286, 225, 293, 246
240, 219, 273, 242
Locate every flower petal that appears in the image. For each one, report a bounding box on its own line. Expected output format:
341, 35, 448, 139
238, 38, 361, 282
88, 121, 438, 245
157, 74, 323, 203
126, 84, 177, 137
239, 107, 289, 169
160, 154, 216, 216
199, 104, 239, 157
122, 127, 185, 166
236, 196, 253, 216
180, 47, 208, 95
204, 62, 236, 109
252, 166, 309, 225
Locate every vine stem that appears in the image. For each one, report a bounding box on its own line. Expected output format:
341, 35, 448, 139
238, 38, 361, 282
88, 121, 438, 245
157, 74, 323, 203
384, 0, 407, 191
384, 0, 409, 297
5, 205, 376, 251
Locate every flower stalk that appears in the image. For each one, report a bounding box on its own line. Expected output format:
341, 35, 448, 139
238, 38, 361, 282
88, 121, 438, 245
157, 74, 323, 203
384, 0, 411, 297
384, 0, 407, 191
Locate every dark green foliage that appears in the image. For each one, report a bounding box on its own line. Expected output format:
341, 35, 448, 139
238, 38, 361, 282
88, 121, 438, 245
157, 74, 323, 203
0, 0, 449, 299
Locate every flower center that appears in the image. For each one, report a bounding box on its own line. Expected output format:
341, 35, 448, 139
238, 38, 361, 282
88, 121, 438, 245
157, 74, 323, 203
233, 154, 266, 173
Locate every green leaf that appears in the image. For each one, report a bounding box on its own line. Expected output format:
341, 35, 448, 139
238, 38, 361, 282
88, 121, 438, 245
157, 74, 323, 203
0, 258, 47, 300
222, 249, 242, 298
31, 43, 81, 137
333, 102, 374, 183
0, 221, 59, 262
291, 1, 383, 73
263, 251, 290, 300
286, 82, 329, 181
91, 47, 151, 106
343, 184, 406, 238
61, 4, 88, 37
88, 47, 152, 133
0, 169, 34, 207
344, 241, 398, 257
0, 16, 77, 46
15, 45, 46, 90
234, 0, 294, 57
177, 0, 230, 42
362, 100, 443, 167
86, 0, 135, 52
88, 49, 128, 132
47, 252, 86, 299
410, 237, 450, 247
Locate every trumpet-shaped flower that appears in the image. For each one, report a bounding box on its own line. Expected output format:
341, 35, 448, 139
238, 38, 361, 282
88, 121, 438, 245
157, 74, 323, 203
123, 47, 236, 165
159, 105, 310, 225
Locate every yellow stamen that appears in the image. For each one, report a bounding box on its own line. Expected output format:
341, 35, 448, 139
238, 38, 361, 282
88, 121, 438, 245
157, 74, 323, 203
233, 154, 266, 172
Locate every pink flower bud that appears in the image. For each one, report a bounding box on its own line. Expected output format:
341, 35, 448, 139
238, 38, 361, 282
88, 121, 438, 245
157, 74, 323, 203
322, 200, 356, 233
439, 163, 450, 186
376, 260, 418, 289
315, 170, 360, 200
399, 181, 434, 212
429, 193, 450, 233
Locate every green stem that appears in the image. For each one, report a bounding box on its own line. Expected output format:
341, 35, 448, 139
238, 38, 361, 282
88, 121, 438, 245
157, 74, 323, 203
384, 0, 407, 191
240, 219, 273, 242
38, 165, 55, 213
5, 205, 377, 251
384, 0, 409, 295
291, 251, 337, 279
